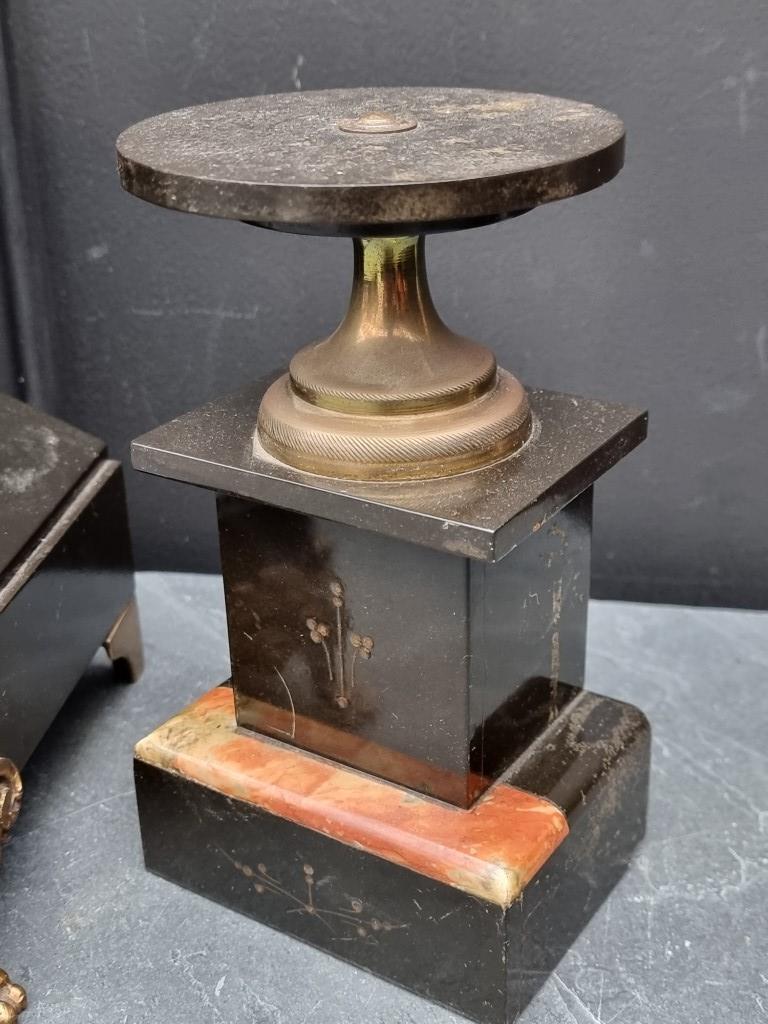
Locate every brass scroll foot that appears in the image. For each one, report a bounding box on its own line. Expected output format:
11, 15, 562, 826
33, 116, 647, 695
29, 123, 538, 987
0, 764, 26, 1022
103, 596, 144, 682
0, 759, 21, 860
0, 972, 26, 1024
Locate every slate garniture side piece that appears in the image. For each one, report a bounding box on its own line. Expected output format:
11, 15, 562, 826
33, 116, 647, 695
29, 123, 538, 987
0, 393, 143, 770
120, 86, 649, 1022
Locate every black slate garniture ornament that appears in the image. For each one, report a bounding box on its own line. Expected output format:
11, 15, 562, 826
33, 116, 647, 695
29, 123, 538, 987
0, 394, 143, 769
118, 88, 650, 1022
0, 393, 144, 1022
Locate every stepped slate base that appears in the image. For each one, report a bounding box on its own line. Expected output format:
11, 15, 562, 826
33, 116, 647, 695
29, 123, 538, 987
134, 685, 649, 1023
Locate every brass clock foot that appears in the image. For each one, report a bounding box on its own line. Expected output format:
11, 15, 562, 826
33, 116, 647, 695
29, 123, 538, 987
0, 759, 21, 858
0, 971, 26, 1024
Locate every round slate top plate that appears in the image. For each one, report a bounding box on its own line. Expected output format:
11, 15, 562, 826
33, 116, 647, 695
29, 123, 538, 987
117, 87, 625, 236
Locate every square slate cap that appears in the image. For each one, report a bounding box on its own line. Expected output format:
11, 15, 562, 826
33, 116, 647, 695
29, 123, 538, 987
0, 393, 105, 579
132, 380, 646, 563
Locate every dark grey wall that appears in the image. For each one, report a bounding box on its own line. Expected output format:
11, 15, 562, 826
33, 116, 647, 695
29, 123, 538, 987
2, 0, 767, 607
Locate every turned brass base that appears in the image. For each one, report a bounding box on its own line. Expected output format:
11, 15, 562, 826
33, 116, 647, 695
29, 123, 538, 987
257, 236, 532, 480
259, 368, 530, 480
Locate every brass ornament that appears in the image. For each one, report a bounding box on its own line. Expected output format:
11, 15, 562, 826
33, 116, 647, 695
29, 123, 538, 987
0, 972, 26, 1024
0, 759, 21, 856
0, 763, 25, 1023
257, 236, 532, 480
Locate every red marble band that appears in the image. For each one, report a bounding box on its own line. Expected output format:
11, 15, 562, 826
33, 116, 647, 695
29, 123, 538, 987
135, 686, 568, 907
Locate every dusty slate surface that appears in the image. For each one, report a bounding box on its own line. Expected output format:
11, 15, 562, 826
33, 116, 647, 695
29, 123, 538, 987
116, 88, 624, 230
1, 572, 766, 1023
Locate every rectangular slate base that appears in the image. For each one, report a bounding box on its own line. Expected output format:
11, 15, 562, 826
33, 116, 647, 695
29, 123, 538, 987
135, 686, 649, 1023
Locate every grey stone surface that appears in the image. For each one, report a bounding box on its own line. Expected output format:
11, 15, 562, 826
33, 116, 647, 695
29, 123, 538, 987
3, 0, 768, 608
1, 571, 767, 1023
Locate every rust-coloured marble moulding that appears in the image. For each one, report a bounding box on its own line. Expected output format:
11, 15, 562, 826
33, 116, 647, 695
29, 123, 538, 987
136, 687, 568, 907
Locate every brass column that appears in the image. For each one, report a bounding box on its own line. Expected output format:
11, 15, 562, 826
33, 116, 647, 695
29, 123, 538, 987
257, 235, 532, 480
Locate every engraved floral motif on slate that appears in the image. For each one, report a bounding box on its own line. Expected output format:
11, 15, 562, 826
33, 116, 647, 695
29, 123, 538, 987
306, 580, 375, 709
226, 855, 405, 940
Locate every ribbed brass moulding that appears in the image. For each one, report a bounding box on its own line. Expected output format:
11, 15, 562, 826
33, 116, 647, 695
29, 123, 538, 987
257, 236, 532, 480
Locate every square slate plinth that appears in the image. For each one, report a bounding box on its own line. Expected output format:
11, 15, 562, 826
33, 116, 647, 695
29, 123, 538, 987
218, 488, 592, 807
131, 381, 647, 563
132, 380, 645, 805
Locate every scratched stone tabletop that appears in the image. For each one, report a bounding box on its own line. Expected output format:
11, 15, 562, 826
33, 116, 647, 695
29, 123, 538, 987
1, 572, 767, 1023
